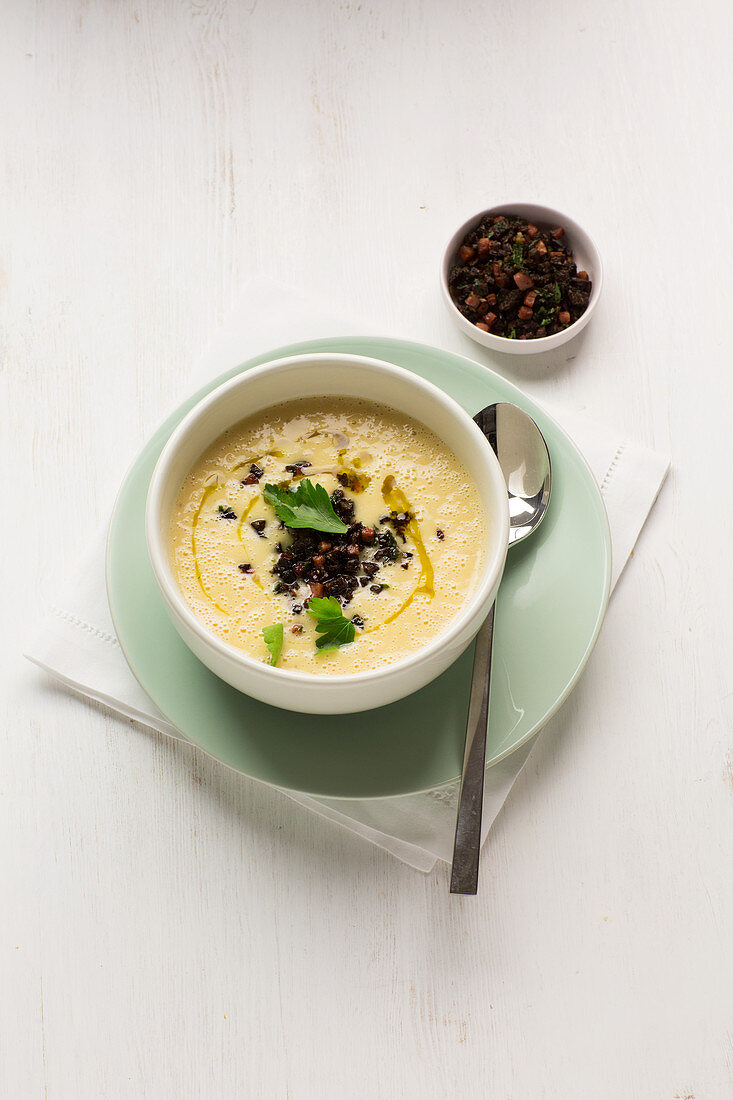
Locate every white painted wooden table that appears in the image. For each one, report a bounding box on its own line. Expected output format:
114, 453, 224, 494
2, 2, 732, 1097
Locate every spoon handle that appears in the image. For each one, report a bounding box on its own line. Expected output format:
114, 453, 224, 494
450, 604, 495, 895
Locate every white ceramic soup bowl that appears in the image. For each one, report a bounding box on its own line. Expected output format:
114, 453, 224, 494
441, 201, 603, 355
146, 353, 510, 714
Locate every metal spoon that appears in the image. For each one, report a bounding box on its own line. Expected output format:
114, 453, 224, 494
450, 402, 552, 895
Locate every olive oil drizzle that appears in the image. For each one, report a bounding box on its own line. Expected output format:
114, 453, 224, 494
231, 449, 283, 473
236, 493, 259, 539
236, 494, 265, 590
191, 479, 228, 614
379, 475, 435, 627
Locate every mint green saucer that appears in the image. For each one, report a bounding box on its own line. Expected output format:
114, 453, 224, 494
106, 337, 611, 799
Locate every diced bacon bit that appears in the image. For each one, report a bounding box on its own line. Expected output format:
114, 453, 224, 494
531, 239, 548, 256
558, 310, 571, 325
495, 274, 511, 288
518, 306, 533, 320
491, 262, 503, 279
551, 226, 565, 239
526, 223, 539, 237
577, 270, 589, 280
523, 290, 537, 307
459, 245, 475, 262
477, 237, 491, 257
483, 312, 498, 329
513, 272, 534, 291
475, 322, 489, 332
549, 251, 565, 263
485, 292, 497, 306
465, 293, 481, 310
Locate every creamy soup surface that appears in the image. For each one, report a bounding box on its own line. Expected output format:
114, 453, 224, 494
170, 397, 488, 675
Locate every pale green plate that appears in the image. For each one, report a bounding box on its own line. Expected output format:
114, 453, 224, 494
107, 337, 611, 799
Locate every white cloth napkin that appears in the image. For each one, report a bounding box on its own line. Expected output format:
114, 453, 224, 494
25, 280, 669, 872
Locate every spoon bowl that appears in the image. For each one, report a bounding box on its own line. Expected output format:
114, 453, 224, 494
474, 403, 552, 545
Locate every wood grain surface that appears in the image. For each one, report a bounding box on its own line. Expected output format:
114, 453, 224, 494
2, 1, 732, 1097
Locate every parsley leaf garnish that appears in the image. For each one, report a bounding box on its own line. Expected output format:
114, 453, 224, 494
306, 596, 357, 651
262, 623, 284, 666
263, 478, 349, 534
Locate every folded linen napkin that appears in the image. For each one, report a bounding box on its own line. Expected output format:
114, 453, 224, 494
25, 280, 669, 871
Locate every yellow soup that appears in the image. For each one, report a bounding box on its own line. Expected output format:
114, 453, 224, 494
170, 397, 488, 674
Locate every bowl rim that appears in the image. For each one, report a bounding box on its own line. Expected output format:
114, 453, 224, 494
440, 200, 603, 351
145, 351, 510, 687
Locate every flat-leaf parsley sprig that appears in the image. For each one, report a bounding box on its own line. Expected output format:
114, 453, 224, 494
262, 623, 284, 666
306, 596, 357, 651
262, 478, 348, 535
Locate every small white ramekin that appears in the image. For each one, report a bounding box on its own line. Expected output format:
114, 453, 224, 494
145, 353, 510, 714
440, 202, 603, 355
